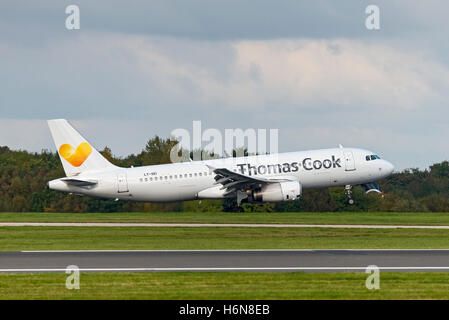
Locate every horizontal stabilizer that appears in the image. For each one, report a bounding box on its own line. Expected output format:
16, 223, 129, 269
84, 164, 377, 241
61, 178, 98, 187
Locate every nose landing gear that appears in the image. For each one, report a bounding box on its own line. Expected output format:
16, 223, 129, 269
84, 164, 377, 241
345, 185, 355, 205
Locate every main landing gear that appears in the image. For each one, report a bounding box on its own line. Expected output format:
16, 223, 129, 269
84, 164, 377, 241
345, 185, 355, 205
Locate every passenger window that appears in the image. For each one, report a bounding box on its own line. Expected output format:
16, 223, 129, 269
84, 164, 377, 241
154, 177, 158, 181
366, 155, 370, 161
194, 173, 197, 177
189, 173, 192, 177
150, 177, 153, 181
370, 155, 376, 160
174, 175, 177, 179
145, 178, 148, 182
139, 178, 143, 182
165, 176, 168, 180
199, 172, 202, 176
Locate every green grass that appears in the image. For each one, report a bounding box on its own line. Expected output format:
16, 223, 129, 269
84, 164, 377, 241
1, 211, 449, 225
1, 212, 449, 250
1, 272, 449, 299
2, 212, 448, 300
1, 226, 449, 250
1, 212, 448, 300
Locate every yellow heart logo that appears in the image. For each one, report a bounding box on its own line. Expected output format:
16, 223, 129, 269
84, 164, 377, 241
59, 142, 92, 167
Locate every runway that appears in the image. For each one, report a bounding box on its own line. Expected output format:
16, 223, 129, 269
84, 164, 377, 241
1, 250, 449, 272
2, 222, 449, 229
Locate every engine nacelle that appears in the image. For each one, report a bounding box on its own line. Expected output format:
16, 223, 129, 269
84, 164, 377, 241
361, 182, 382, 194
252, 181, 301, 202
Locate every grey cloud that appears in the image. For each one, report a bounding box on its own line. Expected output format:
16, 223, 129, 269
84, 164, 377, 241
1, 1, 448, 41
1, 1, 449, 170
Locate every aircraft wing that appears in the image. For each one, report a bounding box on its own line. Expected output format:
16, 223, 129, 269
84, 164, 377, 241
212, 167, 268, 196
210, 166, 297, 197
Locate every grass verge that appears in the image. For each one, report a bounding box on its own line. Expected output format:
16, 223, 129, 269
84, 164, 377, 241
1, 226, 449, 250
1, 272, 449, 299
1, 211, 449, 225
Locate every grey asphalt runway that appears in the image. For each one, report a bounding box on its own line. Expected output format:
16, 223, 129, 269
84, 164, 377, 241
1, 250, 449, 272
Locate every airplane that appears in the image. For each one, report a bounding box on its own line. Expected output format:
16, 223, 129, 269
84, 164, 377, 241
47, 119, 394, 206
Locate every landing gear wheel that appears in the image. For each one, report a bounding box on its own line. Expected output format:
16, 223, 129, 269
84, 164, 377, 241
345, 185, 354, 205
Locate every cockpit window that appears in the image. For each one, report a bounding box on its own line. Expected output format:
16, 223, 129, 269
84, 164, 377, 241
367, 154, 381, 161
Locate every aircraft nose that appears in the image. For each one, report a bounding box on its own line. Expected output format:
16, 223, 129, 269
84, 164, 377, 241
384, 160, 394, 175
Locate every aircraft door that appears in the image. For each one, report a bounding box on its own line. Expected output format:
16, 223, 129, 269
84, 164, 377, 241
117, 172, 129, 193
343, 151, 356, 171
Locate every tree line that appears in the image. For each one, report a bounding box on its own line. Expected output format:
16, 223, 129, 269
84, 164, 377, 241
1, 137, 449, 213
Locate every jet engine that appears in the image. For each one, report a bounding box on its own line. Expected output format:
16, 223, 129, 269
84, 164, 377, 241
361, 182, 382, 194
251, 181, 301, 202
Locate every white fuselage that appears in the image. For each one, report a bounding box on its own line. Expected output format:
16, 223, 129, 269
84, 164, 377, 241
48, 147, 394, 202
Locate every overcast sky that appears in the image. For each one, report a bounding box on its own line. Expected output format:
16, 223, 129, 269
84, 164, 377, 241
1, 1, 448, 170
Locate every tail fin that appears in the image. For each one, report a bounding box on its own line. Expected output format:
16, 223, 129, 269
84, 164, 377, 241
47, 119, 117, 176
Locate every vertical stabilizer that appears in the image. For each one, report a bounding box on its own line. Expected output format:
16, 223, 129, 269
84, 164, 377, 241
47, 119, 117, 176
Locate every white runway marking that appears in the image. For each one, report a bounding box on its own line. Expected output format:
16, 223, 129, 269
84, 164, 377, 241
2, 222, 449, 229
20, 249, 449, 253
1, 267, 449, 272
